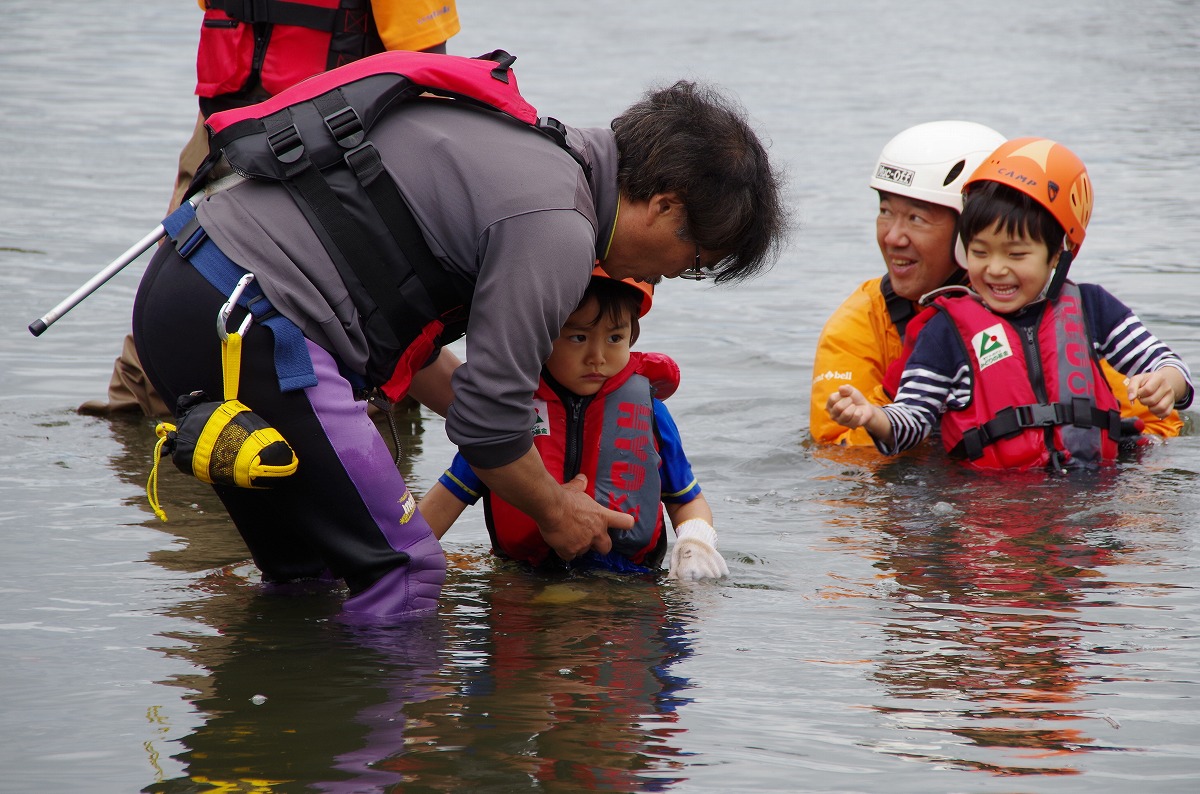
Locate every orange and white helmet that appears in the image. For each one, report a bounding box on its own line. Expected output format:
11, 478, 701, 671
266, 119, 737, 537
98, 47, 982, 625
869, 121, 1007, 213
591, 264, 653, 317
963, 137, 1093, 253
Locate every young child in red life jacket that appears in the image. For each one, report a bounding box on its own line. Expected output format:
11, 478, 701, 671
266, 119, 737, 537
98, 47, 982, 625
419, 268, 728, 579
826, 137, 1194, 472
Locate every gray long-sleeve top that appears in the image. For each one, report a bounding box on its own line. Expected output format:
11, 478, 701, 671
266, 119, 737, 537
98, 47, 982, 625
196, 99, 619, 469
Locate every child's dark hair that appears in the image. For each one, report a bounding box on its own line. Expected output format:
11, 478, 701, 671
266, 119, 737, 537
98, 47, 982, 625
959, 180, 1066, 252
579, 277, 643, 343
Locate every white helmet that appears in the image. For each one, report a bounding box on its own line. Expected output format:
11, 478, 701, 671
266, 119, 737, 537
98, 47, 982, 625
869, 120, 1006, 213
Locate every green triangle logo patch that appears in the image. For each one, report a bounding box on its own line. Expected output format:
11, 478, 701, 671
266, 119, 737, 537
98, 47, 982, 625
972, 323, 1013, 370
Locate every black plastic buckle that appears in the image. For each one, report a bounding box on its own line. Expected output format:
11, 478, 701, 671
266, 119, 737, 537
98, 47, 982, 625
324, 105, 365, 149
217, 0, 269, 23
538, 116, 568, 146
1017, 404, 1060, 427
267, 124, 305, 164
245, 293, 278, 323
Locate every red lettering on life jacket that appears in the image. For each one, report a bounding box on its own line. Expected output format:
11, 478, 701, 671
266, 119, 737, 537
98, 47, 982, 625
606, 491, 641, 524
617, 402, 651, 431
611, 461, 646, 491
1059, 293, 1083, 334
1065, 342, 1088, 369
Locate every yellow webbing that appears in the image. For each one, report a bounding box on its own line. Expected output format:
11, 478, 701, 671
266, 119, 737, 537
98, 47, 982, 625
222, 331, 242, 401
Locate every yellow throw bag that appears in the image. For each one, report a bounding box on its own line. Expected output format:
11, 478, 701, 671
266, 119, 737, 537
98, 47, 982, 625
147, 327, 297, 521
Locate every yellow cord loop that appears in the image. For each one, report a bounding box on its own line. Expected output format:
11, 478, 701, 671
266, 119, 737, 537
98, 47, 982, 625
147, 422, 177, 522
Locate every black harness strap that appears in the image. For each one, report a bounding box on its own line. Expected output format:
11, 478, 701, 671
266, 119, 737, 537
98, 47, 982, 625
953, 399, 1122, 460
263, 91, 477, 369
313, 91, 473, 322
207, 0, 340, 31
263, 108, 411, 351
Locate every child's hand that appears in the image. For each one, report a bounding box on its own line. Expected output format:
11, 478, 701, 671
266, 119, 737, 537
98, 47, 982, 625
826, 385, 875, 429
1127, 372, 1177, 419
667, 520, 729, 581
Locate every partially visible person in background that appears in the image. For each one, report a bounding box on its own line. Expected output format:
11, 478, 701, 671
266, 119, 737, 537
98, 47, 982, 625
80, 0, 460, 416
808, 121, 1007, 446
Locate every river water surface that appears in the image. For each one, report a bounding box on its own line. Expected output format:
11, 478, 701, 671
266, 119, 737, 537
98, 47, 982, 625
2, 2, 1198, 792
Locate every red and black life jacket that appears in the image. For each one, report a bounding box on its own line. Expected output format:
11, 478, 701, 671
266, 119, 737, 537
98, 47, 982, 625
197, 0, 384, 108
484, 352, 681, 568
935, 284, 1121, 471
197, 49, 590, 398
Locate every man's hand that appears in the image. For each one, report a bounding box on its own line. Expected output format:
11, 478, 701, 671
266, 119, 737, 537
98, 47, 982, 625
538, 474, 634, 560
472, 450, 634, 562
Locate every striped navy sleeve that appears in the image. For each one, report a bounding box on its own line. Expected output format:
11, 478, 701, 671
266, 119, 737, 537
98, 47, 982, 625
1081, 283, 1195, 408
879, 310, 974, 455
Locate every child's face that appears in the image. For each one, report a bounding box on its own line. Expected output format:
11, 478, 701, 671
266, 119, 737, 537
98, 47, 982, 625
545, 297, 633, 396
965, 222, 1059, 313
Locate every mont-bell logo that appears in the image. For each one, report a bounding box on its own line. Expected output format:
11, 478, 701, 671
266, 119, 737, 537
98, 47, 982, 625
875, 163, 915, 187
814, 369, 853, 384
972, 324, 1013, 370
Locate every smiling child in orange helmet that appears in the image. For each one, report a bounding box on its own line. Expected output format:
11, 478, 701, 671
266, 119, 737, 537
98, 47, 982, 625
826, 137, 1194, 471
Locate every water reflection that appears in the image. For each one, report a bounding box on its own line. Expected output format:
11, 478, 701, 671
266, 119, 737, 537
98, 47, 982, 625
823, 456, 1158, 776
98, 397, 700, 791
136, 564, 697, 792
143, 586, 446, 792
377, 565, 695, 791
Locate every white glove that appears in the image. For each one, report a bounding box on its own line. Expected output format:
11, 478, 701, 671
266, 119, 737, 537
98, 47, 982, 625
667, 519, 729, 580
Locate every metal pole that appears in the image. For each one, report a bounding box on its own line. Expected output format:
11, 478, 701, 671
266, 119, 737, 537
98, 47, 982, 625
25, 183, 230, 337
28, 223, 167, 336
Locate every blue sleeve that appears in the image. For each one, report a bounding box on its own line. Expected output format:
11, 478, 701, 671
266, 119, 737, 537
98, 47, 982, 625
654, 399, 702, 504
437, 452, 486, 505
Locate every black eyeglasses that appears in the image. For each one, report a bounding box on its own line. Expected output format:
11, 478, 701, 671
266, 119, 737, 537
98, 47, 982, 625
678, 242, 709, 280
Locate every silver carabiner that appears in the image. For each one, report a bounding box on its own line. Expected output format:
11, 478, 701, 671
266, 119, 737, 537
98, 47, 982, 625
217, 273, 256, 342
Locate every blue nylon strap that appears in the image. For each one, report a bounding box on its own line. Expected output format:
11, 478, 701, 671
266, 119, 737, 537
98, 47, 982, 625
162, 202, 317, 391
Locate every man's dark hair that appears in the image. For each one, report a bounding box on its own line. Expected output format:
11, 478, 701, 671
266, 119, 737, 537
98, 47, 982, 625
578, 276, 643, 344
611, 81, 788, 283
959, 180, 1066, 253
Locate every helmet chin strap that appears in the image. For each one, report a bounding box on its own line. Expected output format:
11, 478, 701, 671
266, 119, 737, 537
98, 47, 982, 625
1041, 246, 1074, 302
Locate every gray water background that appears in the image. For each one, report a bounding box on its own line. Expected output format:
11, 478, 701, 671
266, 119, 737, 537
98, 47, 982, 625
1, 1, 1198, 791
